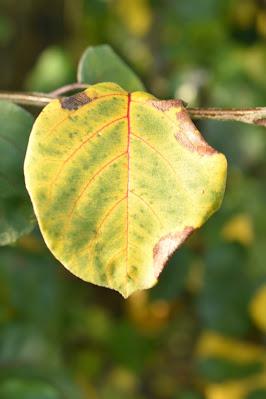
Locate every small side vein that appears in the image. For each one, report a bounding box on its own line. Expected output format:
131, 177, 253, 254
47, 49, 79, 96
131, 132, 177, 177
49, 114, 127, 195
130, 190, 163, 227
68, 152, 127, 217
86, 196, 127, 255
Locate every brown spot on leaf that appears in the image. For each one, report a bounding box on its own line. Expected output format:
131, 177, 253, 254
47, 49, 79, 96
150, 99, 217, 155
153, 226, 194, 278
60, 92, 91, 110
255, 118, 266, 127
175, 108, 217, 155
149, 99, 183, 111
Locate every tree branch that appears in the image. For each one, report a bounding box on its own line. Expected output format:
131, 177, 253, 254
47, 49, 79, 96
0, 88, 266, 127
0, 83, 89, 107
49, 83, 89, 96
188, 107, 266, 127
0, 92, 53, 107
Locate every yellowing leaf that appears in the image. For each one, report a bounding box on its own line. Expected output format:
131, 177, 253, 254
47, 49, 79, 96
115, 0, 152, 37
24, 82, 227, 297
198, 331, 266, 399
127, 291, 171, 332
205, 371, 266, 399
197, 331, 266, 364
221, 213, 254, 246
205, 382, 246, 399
249, 285, 266, 332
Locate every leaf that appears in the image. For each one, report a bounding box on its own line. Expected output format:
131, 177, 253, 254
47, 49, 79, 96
0, 378, 60, 399
247, 389, 266, 399
197, 331, 266, 364
221, 213, 254, 246
199, 243, 252, 336
196, 332, 266, 399
115, 0, 152, 37
24, 82, 227, 297
0, 101, 35, 245
0, 247, 63, 331
197, 357, 263, 383
25, 46, 75, 92
249, 284, 266, 333
77, 44, 145, 91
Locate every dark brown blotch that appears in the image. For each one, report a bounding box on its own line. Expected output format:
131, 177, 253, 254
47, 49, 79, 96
60, 92, 91, 110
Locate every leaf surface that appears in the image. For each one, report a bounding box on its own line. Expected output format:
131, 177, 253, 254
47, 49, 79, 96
0, 101, 35, 245
77, 44, 145, 92
24, 83, 227, 297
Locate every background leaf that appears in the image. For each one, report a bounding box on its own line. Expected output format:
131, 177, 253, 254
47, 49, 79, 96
150, 247, 193, 301
25, 46, 75, 93
77, 44, 145, 91
0, 101, 35, 245
198, 243, 252, 337
0, 378, 60, 399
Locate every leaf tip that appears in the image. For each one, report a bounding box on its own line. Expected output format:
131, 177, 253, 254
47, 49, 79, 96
117, 285, 136, 299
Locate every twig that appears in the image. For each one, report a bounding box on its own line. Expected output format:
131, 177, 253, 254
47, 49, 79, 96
0, 83, 90, 107
0, 88, 266, 127
188, 107, 266, 127
49, 83, 89, 96
0, 92, 53, 107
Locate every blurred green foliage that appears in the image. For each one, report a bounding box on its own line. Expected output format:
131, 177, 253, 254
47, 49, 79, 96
0, 0, 266, 398
77, 44, 145, 91
0, 102, 35, 245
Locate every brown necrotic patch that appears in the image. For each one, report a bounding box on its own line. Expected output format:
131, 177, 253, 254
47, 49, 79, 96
60, 92, 91, 110
255, 118, 266, 127
153, 226, 194, 278
150, 99, 217, 156
149, 99, 183, 112
175, 108, 217, 155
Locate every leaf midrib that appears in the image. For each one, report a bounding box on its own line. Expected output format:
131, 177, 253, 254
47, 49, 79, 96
125, 93, 131, 278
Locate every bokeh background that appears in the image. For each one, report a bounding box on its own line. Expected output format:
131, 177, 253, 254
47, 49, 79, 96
1, 0, 266, 398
